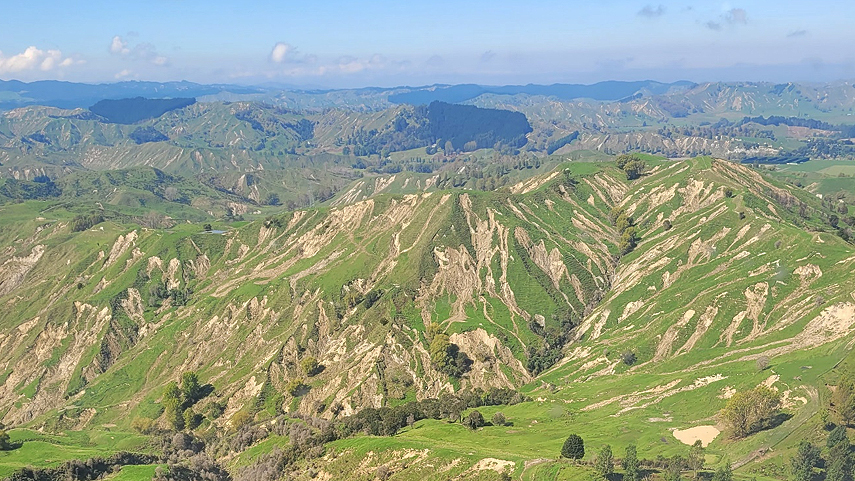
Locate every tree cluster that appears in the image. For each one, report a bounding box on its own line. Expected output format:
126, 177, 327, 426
428, 330, 472, 378
162, 371, 210, 431
616, 154, 647, 181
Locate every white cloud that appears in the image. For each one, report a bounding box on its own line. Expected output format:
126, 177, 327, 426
270, 42, 295, 63
0, 46, 78, 74
110, 36, 130, 55
269, 42, 315, 64
114, 69, 133, 79
110, 35, 169, 66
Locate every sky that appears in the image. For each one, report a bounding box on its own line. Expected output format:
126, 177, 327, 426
1, 0, 854, 88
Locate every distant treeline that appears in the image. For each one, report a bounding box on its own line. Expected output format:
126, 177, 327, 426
90, 97, 196, 124
740, 115, 837, 131
546, 131, 580, 155
0, 177, 61, 200
387, 80, 693, 105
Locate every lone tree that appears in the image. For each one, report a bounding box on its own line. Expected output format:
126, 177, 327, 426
622, 444, 640, 481
561, 434, 585, 460
595, 444, 614, 479
720, 385, 781, 437
492, 412, 506, 426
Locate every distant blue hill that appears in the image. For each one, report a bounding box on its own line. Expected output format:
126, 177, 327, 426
90, 97, 197, 124
0, 80, 261, 110
388, 80, 695, 105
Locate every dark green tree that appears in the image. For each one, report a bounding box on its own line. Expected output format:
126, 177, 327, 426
163, 381, 185, 430
827, 428, 852, 481
181, 371, 202, 406
790, 441, 821, 481
561, 434, 585, 460
595, 444, 613, 479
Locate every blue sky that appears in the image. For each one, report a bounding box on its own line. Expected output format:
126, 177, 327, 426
1, 0, 853, 87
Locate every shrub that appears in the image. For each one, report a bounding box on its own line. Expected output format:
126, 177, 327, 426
300, 356, 321, 377
720, 385, 781, 437
231, 410, 253, 431
491, 412, 506, 426
376, 465, 391, 481
621, 351, 637, 366
463, 410, 484, 430
286, 378, 306, 397
0, 430, 12, 450
131, 417, 155, 434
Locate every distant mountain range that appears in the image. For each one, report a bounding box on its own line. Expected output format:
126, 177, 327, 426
0, 80, 262, 110
0, 79, 695, 111
387, 80, 696, 104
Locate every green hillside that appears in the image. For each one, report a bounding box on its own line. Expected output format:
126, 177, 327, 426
0, 157, 853, 480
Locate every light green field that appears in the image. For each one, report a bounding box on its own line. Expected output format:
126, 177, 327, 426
0, 429, 148, 477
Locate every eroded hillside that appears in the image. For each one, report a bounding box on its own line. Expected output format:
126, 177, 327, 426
0, 162, 622, 430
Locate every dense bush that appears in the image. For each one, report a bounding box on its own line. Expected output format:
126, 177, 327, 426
129, 126, 169, 144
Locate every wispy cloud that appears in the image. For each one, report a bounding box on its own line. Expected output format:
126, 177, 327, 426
787, 29, 808, 38
109, 35, 169, 66
0, 46, 80, 74
114, 69, 134, 79
480, 50, 496, 63
638, 5, 666, 18
725, 8, 748, 25
705, 7, 747, 31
